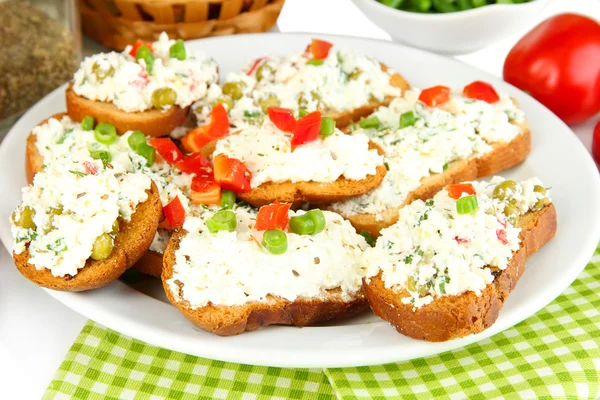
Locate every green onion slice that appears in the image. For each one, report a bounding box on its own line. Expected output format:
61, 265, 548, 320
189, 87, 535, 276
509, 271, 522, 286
262, 229, 288, 255
306, 59, 324, 66
307, 209, 326, 234
94, 123, 117, 145
90, 149, 112, 163
127, 130, 147, 151
169, 39, 186, 61
298, 109, 309, 118
289, 214, 315, 235
81, 116, 95, 131
320, 117, 335, 137
399, 111, 416, 128
136, 144, 156, 167
359, 115, 380, 129
360, 231, 376, 247
220, 190, 236, 210
456, 195, 479, 215
136, 45, 155, 75
206, 210, 237, 233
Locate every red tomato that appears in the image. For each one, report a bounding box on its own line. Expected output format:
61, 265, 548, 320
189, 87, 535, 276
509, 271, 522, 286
129, 40, 153, 58
149, 138, 184, 164
163, 196, 186, 230
463, 81, 500, 104
593, 120, 600, 165
254, 201, 292, 231
446, 183, 476, 200
246, 57, 267, 76
419, 86, 451, 107
213, 154, 252, 193
190, 176, 221, 205
504, 14, 600, 124
181, 103, 230, 153
292, 111, 321, 147
310, 39, 333, 60
496, 229, 508, 245
176, 152, 212, 175
268, 107, 296, 133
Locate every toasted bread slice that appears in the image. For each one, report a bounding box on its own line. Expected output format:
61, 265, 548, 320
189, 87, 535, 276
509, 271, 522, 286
161, 230, 368, 336
14, 183, 162, 292
135, 250, 164, 278
364, 203, 557, 342
66, 84, 188, 137
343, 122, 531, 238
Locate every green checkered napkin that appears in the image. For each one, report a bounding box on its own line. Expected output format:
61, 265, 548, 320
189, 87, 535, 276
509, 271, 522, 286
45, 244, 600, 400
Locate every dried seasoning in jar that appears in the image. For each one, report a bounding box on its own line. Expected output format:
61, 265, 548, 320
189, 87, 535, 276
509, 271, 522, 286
0, 1, 79, 121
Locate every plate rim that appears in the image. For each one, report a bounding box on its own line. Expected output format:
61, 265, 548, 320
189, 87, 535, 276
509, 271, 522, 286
2, 32, 600, 368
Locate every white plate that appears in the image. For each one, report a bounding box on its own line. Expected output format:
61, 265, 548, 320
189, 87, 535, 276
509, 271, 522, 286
2, 33, 600, 368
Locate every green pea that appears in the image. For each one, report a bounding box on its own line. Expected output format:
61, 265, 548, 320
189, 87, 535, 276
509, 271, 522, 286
222, 82, 244, 100
492, 180, 517, 200
14, 206, 36, 229
91, 233, 114, 260
135, 45, 154, 75
212, 96, 234, 110
407, 276, 417, 292
256, 63, 274, 81
151, 88, 177, 109
169, 39, 186, 60
533, 185, 547, 196
259, 94, 281, 113
92, 62, 114, 81
111, 220, 119, 234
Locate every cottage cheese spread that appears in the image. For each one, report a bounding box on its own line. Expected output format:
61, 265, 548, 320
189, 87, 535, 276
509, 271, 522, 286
193, 45, 402, 127
363, 177, 550, 308
11, 157, 151, 277
33, 116, 215, 253
167, 208, 369, 308
72, 32, 218, 113
330, 89, 526, 219
214, 118, 383, 188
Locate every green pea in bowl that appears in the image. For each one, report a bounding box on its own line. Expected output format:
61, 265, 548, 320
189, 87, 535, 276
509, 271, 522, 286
351, 0, 552, 55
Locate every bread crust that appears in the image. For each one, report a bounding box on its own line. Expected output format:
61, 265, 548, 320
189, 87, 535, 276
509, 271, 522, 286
13, 182, 162, 292
135, 250, 164, 278
162, 230, 369, 336
344, 125, 532, 238
25, 113, 68, 184
363, 203, 557, 342
66, 84, 189, 137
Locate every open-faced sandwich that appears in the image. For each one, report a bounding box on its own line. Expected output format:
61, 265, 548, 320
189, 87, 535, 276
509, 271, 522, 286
191, 39, 409, 130
12, 155, 161, 291
162, 202, 370, 335
330, 82, 530, 237
67, 33, 219, 137
186, 106, 387, 207
25, 114, 228, 278
363, 177, 557, 341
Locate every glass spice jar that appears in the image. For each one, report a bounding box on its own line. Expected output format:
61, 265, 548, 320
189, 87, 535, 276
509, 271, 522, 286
0, 0, 81, 128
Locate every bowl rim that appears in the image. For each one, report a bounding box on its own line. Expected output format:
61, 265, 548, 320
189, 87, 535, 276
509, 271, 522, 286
353, 0, 553, 20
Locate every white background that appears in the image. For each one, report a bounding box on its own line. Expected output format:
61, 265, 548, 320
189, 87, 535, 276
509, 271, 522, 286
1, 0, 599, 398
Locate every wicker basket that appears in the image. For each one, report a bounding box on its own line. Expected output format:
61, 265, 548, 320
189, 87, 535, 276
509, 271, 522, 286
80, 0, 285, 50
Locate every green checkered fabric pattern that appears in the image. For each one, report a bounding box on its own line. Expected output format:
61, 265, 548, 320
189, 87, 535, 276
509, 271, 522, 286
45, 245, 600, 400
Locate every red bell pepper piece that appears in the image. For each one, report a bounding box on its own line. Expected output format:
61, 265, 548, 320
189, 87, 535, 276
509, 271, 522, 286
176, 152, 212, 175
181, 104, 230, 153
213, 154, 252, 193
254, 201, 292, 231
129, 40, 153, 58
190, 176, 221, 205
419, 86, 451, 107
162, 196, 186, 230
310, 39, 333, 60
149, 138, 184, 164
268, 107, 296, 133
292, 111, 321, 147
463, 81, 500, 104
446, 183, 476, 200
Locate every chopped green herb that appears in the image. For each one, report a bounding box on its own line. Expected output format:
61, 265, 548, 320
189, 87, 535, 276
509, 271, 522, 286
403, 254, 413, 264
384, 162, 390, 171
243, 110, 262, 119
47, 238, 67, 252
425, 199, 434, 207
69, 170, 86, 177
360, 231, 376, 247
443, 163, 449, 171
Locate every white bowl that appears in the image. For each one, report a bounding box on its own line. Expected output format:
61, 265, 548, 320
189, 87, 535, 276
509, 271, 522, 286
351, 0, 552, 55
